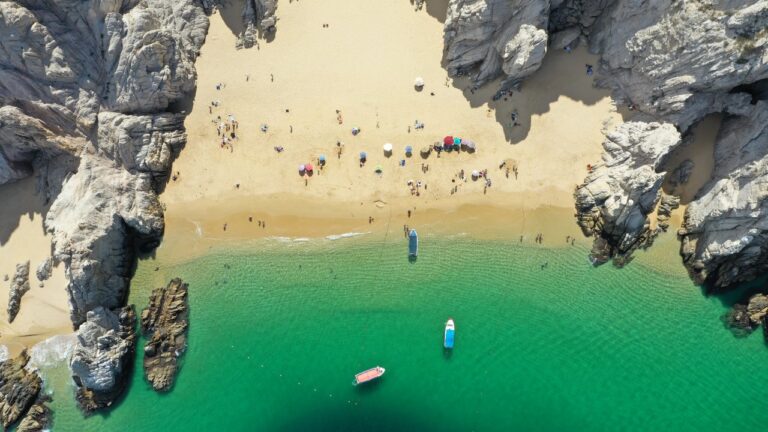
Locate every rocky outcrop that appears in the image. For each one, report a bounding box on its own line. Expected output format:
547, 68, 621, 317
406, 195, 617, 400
680, 101, 768, 288
7, 261, 31, 323
723, 293, 768, 338
141, 278, 189, 392
34, 258, 52, 283
70, 306, 137, 413
16, 396, 52, 432
443, 0, 550, 87
574, 122, 680, 265
0, 351, 42, 430
656, 194, 680, 233
233, 0, 279, 49
0, 0, 210, 328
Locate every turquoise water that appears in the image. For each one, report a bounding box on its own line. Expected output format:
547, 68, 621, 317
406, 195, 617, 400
44, 236, 768, 431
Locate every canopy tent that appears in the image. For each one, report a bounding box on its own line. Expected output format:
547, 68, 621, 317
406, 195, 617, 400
383, 143, 393, 152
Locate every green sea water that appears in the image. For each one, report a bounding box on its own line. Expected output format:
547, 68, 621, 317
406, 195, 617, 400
41, 234, 768, 431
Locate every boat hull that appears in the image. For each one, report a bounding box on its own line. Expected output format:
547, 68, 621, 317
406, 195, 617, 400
444, 319, 455, 349
354, 366, 386, 385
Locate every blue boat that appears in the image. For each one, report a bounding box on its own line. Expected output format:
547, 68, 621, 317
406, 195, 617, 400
408, 229, 418, 256
444, 319, 455, 349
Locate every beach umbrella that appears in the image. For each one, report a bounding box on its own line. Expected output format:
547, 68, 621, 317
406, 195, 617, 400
453, 137, 462, 146
383, 143, 393, 152
443, 136, 453, 146
375, 165, 383, 173
462, 139, 476, 151
405, 146, 413, 156
299, 164, 305, 172
414, 77, 425, 88
472, 170, 480, 178
319, 155, 326, 163
305, 163, 314, 172
360, 151, 367, 160
420, 146, 432, 155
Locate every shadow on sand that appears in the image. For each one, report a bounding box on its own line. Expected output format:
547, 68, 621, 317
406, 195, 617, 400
216, 0, 278, 43
0, 177, 52, 249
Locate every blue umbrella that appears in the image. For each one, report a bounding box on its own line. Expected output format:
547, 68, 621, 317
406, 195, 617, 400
319, 155, 326, 162
360, 151, 367, 160
405, 146, 413, 155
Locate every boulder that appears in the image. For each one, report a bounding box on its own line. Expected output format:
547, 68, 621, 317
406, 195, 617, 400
70, 306, 137, 413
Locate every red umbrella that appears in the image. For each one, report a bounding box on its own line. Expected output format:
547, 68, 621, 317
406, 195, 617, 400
305, 163, 314, 171
443, 136, 454, 145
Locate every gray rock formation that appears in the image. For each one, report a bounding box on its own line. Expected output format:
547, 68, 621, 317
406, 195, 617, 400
70, 306, 137, 413
1, 0, 210, 328
437, 0, 767, 287
574, 122, 680, 265
723, 293, 768, 337
444, 0, 550, 87
656, 193, 680, 233
0, 351, 42, 430
680, 101, 768, 288
34, 258, 52, 283
141, 278, 189, 392
7, 261, 31, 323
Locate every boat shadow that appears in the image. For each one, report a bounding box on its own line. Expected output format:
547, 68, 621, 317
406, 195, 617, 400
354, 378, 384, 395
442, 347, 453, 360
408, 255, 418, 264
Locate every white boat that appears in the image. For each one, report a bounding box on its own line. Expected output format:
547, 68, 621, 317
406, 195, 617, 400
444, 318, 455, 349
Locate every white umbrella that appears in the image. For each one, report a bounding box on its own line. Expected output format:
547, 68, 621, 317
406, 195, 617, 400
383, 143, 393, 152
414, 77, 425, 88
471, 170, 480, 178
299, 164, 306, 172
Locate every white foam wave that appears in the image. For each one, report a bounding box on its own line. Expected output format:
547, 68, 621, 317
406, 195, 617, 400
0, 345, 9, 362
27, 334, 77, 370
324, 232, 369, 241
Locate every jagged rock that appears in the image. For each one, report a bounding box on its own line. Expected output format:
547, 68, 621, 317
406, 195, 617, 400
680, 101, 768, 288
8, 261, 31, 323
746, 293, 768, 324
35, 258, 52, 283
443, 0, 549, 87
70, 306, 137, 413
656, 194, 681, 233
141, 278, 189, 392
0, 351, 42, 429
16, 396, 52, 432
574, 122, 681, 265
237, 0, 278, 48
669, 159, 695, 187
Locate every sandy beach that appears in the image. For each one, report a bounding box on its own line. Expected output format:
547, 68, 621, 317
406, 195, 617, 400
0, 178, 71, 356
157, 0, 628, 261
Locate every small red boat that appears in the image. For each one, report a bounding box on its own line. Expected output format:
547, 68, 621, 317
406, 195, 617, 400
354, 366, 385, 385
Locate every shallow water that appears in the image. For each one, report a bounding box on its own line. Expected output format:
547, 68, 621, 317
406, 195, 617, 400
44, 235, 768, 431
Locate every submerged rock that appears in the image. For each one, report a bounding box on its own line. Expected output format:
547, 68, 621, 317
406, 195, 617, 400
8, 261, 31, 323
0, 351, 42, 429
70, 306, 137, 413
141, 278, 189, 392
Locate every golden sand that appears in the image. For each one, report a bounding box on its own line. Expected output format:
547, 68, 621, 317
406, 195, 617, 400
157, 0, 625, 263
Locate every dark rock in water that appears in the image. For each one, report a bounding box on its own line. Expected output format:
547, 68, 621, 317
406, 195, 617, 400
141, 278, 189, 392
722, 304, 755, 338
8, 261, 31, 323
70, 306, 137, 414
17, 395, 52, 432
0, 350, 42, 429
763, 314, 768, 344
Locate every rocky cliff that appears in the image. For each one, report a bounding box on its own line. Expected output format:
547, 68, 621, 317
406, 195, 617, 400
442, 0, 767, 288
0, 351, 42, 430
0, 0, 209, 411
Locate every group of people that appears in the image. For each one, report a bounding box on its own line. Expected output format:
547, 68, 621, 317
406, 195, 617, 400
213, 114, 239, 151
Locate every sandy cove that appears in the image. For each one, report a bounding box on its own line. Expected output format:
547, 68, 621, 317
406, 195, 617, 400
157, 0, 628, 262
0, 178, 71, 357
